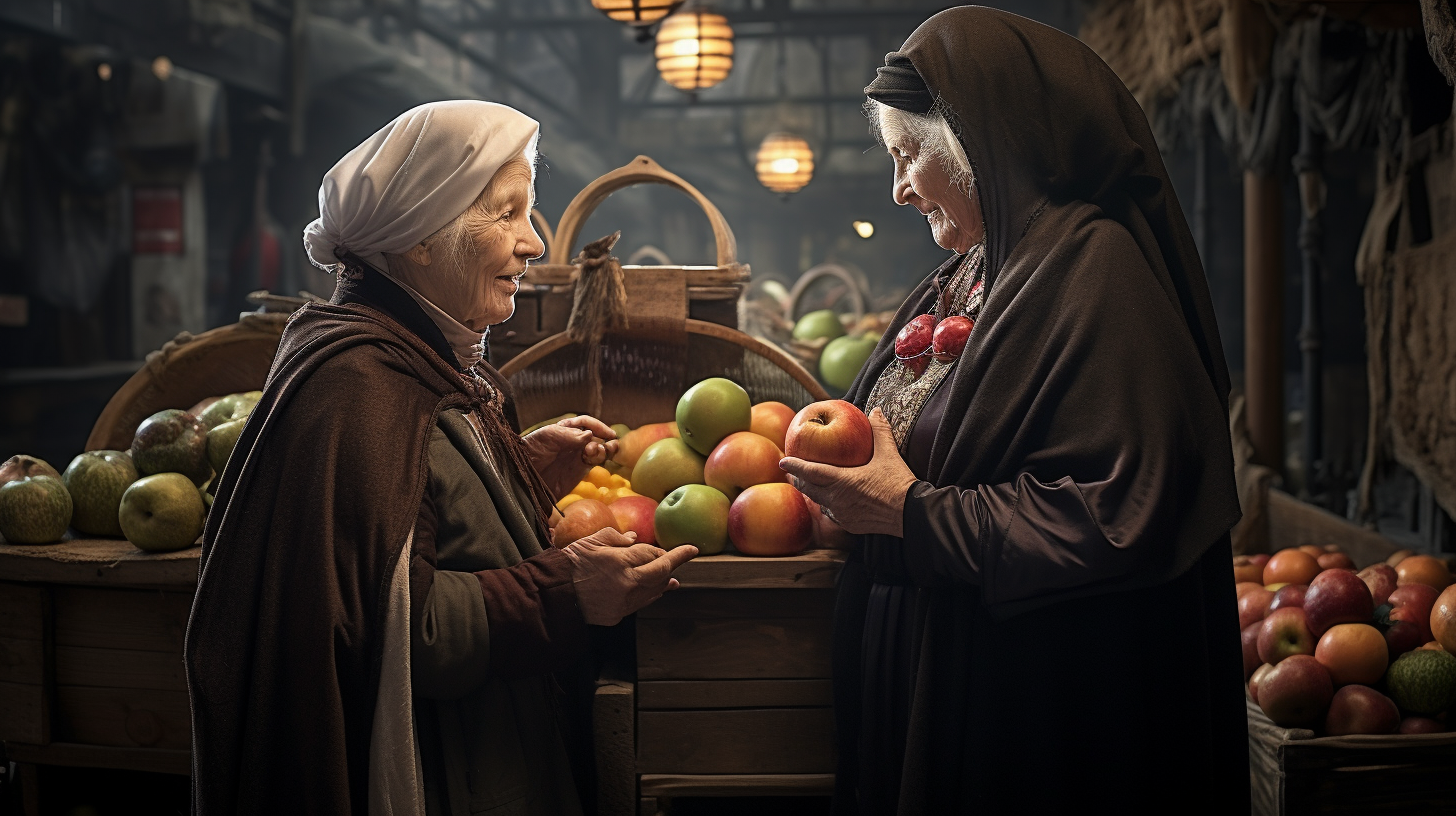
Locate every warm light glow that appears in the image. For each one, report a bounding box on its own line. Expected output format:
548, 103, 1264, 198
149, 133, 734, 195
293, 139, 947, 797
152, 56, 173, 81
591, 0, 684, 25
96, 63, 112, 81
655, 11, 734, 92
853, 221, 875, 239
755, 132, 815, 194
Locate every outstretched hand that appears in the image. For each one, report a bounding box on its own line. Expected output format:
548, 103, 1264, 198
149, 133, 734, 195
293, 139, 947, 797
778, 408, 918, 538
523, 415, 621, 500
563, 527, 699, 626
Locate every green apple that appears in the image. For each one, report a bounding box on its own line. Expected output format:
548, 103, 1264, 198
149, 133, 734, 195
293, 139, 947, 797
819, 334, 879, 391
792, 309, 846, 342
631, 438, 707, 501
131, 409, 213, 486
0, 475, 72, 544
1, 454, 61, 486
207, 418, 247, 477
654, 484, 730, 554
676, 377, 752, 456
62, 450, 138, 537
197, 391, 262, 431
611, 423, 631, 440
118, 473, 206, 552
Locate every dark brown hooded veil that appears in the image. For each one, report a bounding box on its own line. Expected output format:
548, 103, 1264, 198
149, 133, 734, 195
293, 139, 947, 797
831, 7, 1248, 814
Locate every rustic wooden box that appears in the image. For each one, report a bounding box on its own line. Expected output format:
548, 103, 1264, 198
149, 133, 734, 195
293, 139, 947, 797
1247, 698, 1456, 816
631, 551, 844, 814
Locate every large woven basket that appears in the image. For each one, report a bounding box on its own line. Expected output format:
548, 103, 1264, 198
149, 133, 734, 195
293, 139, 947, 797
499, 156, 827, 425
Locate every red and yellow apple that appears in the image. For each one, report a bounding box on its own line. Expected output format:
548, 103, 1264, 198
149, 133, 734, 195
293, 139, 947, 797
610, 495, 658, 546
727, 483, 812, 557
704, 431, 786, 502
1257, 607, 1316, 665
749, 402, 795, 451
784, 400, 873, 468
616, 422, 679, 469
1257, 654, 1334, 728
552, 499, 619, 548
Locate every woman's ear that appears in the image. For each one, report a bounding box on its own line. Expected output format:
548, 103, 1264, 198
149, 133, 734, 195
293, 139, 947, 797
406, 242, 432, 266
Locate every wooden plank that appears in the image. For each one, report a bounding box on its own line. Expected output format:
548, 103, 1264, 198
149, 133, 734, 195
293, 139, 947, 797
637, 616, 832, 680
54, 587, 191, 653
670, 550, 844, 590
0, 583, 45, 635
1268, 490, 1401, 569
638, 588, 834, 620
0, 538, 199, 589
594, 681, 635, 816
55, 645, 188, 692
0, 680, 46, 744
638, 680, 833, 710
0, 637, 45, 685
637, 708, 834, 774
638, 774, 836, 798
54, 685, 191, 750
2, 741, 191, 776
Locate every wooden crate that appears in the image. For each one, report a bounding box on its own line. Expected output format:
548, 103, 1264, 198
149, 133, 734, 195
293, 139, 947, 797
630, 552, 844, 814
1247, 698, 1456, 816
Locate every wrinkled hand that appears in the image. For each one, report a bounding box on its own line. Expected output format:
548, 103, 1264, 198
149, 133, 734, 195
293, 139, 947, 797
563, 527, 699, 626
802, 495, 854, 550
779, 408, 918, 538
524, 415, 621, 500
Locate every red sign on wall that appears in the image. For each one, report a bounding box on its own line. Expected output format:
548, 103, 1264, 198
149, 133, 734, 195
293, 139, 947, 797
133, 186, 183, 254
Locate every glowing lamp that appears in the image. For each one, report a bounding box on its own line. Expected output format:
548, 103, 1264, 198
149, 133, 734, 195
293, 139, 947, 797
655, 11, 734, 92
853, 221, 875, 239
755, 132, 815, 194
591, 0, 684, 26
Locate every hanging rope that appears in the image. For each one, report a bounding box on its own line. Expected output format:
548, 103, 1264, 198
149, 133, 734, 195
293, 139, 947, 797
566, 231, 630, 416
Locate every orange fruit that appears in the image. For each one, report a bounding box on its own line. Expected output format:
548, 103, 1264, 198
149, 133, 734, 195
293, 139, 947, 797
1298, 544, 1328, 559
1395, 555, 1453, 592
1314, 623, 1388, 685
1264, 549, 1321, 587
1433, 585, 1456, 655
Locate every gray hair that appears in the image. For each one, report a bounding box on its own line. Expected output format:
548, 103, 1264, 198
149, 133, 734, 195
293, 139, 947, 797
865, 99, 975, 193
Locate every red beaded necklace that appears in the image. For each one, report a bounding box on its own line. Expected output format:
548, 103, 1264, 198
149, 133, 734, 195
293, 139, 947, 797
893, 246, 984, 377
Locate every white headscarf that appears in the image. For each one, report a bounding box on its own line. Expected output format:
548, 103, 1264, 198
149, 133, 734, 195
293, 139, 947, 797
302, 100, 539, 368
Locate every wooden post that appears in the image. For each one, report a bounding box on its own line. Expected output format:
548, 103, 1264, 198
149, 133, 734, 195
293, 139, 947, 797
1244, 170, 1284, 471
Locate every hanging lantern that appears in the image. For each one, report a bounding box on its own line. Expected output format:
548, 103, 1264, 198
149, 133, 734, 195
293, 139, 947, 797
755, 132, 814, 194
591, 0, 684, 26
655, 11, 734, 92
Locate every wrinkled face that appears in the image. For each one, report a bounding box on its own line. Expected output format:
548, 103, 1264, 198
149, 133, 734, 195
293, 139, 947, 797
401, 159, 545, 331
884, 134, 985, 254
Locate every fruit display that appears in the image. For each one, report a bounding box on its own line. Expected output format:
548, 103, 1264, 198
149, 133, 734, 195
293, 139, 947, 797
543, 384, 843, 557
1236, 545, 1456, 734
0, 390, 261, 551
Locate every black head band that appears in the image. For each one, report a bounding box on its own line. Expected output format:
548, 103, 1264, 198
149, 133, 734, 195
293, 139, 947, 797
864, 52, 933, 114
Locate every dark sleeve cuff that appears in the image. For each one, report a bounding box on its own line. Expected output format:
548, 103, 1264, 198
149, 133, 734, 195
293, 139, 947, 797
897, 480, 990, 586
474, 547, 589, 678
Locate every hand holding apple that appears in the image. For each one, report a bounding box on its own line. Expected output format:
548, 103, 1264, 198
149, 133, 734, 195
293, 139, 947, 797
523, 415, 621, 500
778, 408, 917, 537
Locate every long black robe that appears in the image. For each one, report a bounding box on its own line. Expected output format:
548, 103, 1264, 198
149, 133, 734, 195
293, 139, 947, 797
833, 8, 1249, 813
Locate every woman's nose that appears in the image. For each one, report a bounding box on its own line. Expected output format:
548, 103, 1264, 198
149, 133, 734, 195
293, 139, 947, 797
521, 227, 546, 261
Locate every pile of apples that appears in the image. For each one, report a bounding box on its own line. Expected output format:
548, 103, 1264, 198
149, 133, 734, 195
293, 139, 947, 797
1237, 546, 1456, 735
548, 377, 875, 558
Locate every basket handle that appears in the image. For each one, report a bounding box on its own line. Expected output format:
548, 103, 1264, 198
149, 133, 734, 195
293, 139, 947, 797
549, 155, 739, 268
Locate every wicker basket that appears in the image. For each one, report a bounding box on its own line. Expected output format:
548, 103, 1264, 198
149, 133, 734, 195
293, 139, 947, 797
85, 314, 287, 452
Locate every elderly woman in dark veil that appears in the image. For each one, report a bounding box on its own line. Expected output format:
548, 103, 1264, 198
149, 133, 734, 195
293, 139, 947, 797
780, 8, 1249, 814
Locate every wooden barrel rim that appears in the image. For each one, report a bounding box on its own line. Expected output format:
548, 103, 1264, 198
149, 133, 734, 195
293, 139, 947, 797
498, 318, 829, 401
548, 155, 739, 268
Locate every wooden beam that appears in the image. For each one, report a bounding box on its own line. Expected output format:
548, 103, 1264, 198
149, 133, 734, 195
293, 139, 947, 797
1244, 170, 1284, 472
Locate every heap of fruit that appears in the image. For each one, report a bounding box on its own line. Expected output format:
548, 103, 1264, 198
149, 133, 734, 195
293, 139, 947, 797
0, 391, 261, 553
1237, 545, 1456, 735
791, 309, 880, 393
548, 377, 875, 557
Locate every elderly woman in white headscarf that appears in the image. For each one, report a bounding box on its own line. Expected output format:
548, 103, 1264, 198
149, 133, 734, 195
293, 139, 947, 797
186, 100, 696, 816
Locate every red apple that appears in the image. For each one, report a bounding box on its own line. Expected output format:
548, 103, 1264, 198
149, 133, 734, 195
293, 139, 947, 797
1383, 620, 1424, 662
1389, 583, 1438, 643
1249, 663, 1274, 703
1239, 587, 1275, 629
1269, 584, 1308, 612
1399, 717, 1446, 734
749, 402, 796, 451
1242, 621, 1263, 679
1258, 607, 1317, 665
1358, 564, 1398, 607
784, 400, 874, 468
1257, 654, 1334, 727
930, 315, 973, 362
894, 314, 935, 359
1318, 552, 1355, 571
610, 496, 659, 546
1236, 581, 1267, 600
1302, 568, 1375, 636
1323, 685, 1400, 736
728, 483, 812, 557
704, 431, 786, 502
1233, 556, 1264, 585
1249, 553, 1271, 569
552, 499, 620, 548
